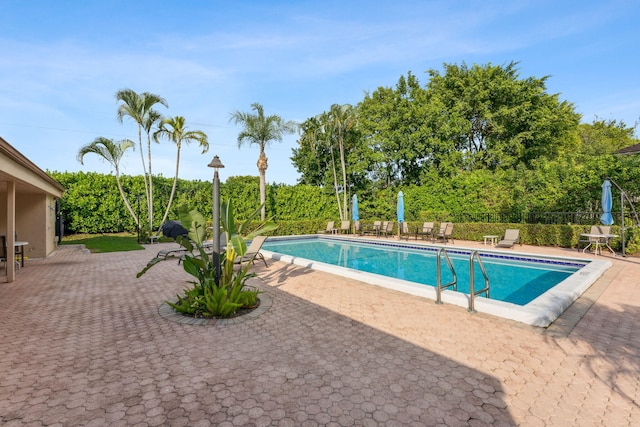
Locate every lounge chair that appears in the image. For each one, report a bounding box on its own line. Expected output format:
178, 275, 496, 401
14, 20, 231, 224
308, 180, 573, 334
416, 222, 435, 240
435, 222, 454, 244
338, 220, 351, 234
234, 235, 269, 267
496, 229, 520, 248
318, 221, 335, 234
156, 246, 189, 260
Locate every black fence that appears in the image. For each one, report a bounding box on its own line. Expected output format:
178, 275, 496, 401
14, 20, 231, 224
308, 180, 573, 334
442, 211, 618, 225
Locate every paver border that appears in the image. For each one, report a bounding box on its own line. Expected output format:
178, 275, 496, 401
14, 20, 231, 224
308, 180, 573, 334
158, 291, 272, 326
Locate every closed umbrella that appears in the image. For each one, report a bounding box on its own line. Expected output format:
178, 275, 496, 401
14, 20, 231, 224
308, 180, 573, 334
600, 180, 614, 225
352, 194, 359, 221
397, 191, 404, 223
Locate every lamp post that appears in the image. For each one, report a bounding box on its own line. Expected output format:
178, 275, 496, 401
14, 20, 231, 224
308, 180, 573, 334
208, 155, 225, 285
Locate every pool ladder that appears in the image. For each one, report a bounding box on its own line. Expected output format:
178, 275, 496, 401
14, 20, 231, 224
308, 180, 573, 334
435, 248, 457, 304
434, 249, 490, 313
468, 251, 490, 313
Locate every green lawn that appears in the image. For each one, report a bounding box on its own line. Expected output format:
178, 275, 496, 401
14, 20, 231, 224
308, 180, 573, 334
61, 233, 145, 253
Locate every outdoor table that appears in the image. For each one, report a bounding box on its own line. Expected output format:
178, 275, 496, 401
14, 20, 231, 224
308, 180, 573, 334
483, 235, 499, 246
15, 241, 29, 267
580, 233, 618, 256
363, 224, 381, 237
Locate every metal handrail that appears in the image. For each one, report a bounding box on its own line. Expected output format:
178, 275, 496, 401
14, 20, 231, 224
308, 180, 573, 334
468, 251, 490, 313
435, 248, 457, 304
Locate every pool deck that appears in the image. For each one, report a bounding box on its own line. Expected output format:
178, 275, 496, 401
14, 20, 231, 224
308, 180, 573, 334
1, 238, 639, 425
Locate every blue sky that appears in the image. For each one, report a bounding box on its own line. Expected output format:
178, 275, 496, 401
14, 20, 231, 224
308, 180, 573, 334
1, 0, 638, 185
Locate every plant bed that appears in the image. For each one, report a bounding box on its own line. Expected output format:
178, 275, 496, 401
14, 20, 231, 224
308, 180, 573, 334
138, 201, 277, 320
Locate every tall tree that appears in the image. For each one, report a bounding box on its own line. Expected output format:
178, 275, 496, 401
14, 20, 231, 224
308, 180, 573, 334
153, 116, 209, 232
294, 104, 360, 220
77, 137, 138, 224
577, 118, 639, 156
359, 72, 436, 185
116, 89, 168, 230
229, 103, 297, 220
426, 62, 580, 170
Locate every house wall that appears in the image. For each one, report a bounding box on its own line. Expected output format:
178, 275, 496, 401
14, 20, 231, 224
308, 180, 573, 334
0, 192, 54, 259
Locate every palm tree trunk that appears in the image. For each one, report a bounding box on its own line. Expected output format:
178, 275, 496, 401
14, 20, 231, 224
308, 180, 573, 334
339, 138, 348, 221
329, 147, 343, 220
257, 151, 268, 221
136, 125, 151, 230
115, 172, 138, 225
158, 145, 181, 233
147, 133, 154, 231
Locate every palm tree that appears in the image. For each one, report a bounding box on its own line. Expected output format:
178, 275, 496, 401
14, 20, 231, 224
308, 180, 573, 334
153, 115, 209, 232
327, 104, 358, 221
77, 137, 138, 225
229, 103, 297, 220
116, 89, 168, 231
300, 104, 358, 220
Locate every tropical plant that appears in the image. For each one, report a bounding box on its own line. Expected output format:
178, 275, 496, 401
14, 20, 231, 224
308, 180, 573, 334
77, 137, 138, 224
116, 88, 168, 231
137, 201, 277, 318
153, 115, 209, 234
229, 102, 297, 220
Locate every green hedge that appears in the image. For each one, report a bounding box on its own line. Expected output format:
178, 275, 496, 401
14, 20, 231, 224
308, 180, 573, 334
257, 220, 637, 253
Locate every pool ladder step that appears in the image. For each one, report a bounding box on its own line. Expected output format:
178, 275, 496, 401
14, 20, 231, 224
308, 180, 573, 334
435, 248, 457, 304
468, 250, 490, 313
434, 249, 490, 312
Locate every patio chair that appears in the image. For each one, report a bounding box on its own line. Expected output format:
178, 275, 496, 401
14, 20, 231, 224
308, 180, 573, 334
338, 220, 351, 234
578, 225, 611, 254
353, 220, 362, 236
399, 222, 412, 240
1, 235, 21, 273
362, 220, 381, 237
380, 221, 395, 237
435, 222, 454, 244
1, 235, 6, 273
416, 222, 435, 240
496, 229, 520, 249
318, 221, 335, 234
234, 235, 269, 267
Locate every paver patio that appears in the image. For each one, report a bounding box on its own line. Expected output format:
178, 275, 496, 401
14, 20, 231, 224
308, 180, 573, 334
0, 239, 638, 426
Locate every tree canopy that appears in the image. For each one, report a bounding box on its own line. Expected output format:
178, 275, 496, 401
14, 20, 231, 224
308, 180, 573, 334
294, 62, 584, 188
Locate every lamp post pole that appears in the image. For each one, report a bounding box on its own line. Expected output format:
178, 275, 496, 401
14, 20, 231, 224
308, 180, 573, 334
208, 156, 225, 285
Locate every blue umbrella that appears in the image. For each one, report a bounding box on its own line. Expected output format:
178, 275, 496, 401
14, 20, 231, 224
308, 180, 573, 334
600, 179, 614, 225
397, 191, 404, 223
352, 194, 359, 221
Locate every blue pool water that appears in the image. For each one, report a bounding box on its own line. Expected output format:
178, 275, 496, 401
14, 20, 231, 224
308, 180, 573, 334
262, 237, 587, 306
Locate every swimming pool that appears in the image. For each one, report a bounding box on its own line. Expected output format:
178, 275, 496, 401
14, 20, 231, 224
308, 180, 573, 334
261, 235, 612, 327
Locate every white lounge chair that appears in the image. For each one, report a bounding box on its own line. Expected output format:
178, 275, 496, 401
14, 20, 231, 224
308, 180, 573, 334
319, 221, 335, 234
234, 235, 269, 267
496, 229, 520, 248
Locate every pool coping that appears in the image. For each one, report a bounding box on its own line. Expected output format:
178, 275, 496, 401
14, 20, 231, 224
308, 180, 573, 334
262, 234, 612, 327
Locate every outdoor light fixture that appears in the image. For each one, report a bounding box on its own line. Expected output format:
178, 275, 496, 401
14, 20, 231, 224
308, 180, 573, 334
208, 155, 225, 284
